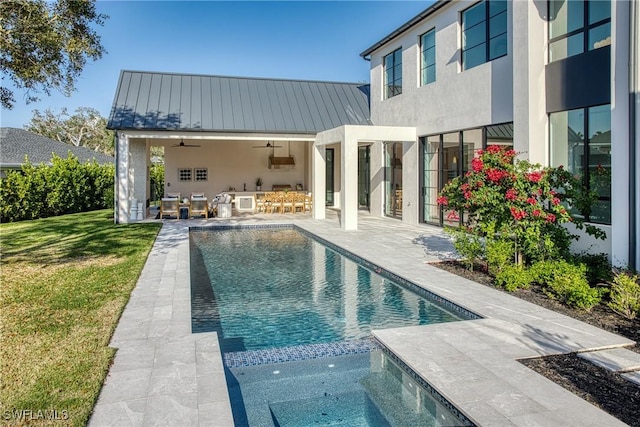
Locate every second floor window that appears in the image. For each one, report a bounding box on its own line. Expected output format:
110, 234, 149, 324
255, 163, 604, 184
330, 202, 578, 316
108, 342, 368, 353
461, 0, 508, 70
548, 0, 611, 62
421, 29, 436, 85
384, 48, 402, 99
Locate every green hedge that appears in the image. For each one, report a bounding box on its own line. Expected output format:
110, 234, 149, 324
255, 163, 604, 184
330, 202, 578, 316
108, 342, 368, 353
0, 154, 114, 222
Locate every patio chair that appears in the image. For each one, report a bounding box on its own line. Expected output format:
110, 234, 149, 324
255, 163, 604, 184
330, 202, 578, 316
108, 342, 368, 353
293, 192, 306, 213
281, 191, 295, 214
262, 192, 276, 213
270, 191, 285, 214
160, 197, 180, 219
190, 196, 208, 219
255, 193, 266, 213
166, 192, 181, 199
304, 193, 312, 213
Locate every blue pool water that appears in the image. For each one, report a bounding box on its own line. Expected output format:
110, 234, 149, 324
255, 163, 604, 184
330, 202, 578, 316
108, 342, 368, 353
190, 226, 475, 427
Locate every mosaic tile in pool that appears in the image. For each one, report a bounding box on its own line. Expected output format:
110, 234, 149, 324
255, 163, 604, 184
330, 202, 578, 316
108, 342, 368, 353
226, 348, 474, 427
190, 227, 470, 352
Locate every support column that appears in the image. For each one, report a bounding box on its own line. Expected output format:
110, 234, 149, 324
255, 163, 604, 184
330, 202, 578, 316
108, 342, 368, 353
610, 0, 631, 267
312, 143, 326, 220
341, 128, 358, 230
115, 133, 130, 224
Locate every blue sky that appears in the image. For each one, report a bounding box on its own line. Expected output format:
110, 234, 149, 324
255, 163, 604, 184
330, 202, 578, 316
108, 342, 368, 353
1, 0, 432, 129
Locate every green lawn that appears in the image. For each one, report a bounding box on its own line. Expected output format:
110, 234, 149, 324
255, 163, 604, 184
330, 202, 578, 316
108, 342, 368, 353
0, 210, 161, 426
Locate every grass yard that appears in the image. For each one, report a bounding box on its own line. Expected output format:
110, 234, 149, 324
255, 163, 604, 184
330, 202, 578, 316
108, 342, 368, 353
0, 210, 161, 426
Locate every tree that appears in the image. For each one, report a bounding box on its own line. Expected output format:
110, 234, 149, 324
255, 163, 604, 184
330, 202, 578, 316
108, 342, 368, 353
26, 107, 115, 155
0, 0, 107, 109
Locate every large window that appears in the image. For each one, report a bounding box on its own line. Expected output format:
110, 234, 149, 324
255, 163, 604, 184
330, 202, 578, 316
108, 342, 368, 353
421, 123, 513, 226
548, 0, 611, 62
461, 0, 507, 70
384, 48, 402, 99
420, 29, 436, 85
550, 105, 611, 224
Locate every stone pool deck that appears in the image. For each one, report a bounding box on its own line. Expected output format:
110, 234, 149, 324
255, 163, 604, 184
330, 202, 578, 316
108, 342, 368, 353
89, 211, 635, 426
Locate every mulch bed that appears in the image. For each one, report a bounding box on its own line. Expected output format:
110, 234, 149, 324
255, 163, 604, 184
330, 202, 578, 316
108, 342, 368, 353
431, 260, 640, 427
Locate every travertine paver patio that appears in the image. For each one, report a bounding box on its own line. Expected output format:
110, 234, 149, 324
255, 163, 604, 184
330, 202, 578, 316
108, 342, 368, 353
89, 210, 635, 426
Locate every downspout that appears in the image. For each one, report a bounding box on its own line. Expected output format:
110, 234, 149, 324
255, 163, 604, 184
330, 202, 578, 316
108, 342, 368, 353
629, 0, 638, 269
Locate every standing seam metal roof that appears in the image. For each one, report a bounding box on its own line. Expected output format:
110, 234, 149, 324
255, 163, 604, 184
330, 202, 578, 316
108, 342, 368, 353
107, 71, 371, 133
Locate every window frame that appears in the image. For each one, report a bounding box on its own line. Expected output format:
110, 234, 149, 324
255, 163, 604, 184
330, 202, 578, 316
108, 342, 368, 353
194, 168, 208, 182
461, 0, 508, 71
178, 168, 192, 182
384, 47, 403, 99
547, 0, 611, 62
420, 28, 436, 86
549, 104, 611, 224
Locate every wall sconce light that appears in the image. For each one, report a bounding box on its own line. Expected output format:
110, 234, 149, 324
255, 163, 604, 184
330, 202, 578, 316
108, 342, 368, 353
452, 155, 458, 164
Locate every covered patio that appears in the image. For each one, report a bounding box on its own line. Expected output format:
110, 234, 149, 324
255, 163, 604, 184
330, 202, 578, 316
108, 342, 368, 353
108, 70, 371, 224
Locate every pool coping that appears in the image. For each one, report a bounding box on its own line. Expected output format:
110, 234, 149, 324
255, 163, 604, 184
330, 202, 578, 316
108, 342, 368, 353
89, 216, 635, 426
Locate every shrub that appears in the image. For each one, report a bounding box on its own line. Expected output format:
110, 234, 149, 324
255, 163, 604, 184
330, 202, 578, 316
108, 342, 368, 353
149, 163, 165, 204
0, 154, 114, 222
571, 252, 613, 284
608, 271, 640, 319
495, 264, 533, 291
438, 145, 605, 266
446, 227, 484, 271
530, 260, 602, 311
486, 237, 513, 275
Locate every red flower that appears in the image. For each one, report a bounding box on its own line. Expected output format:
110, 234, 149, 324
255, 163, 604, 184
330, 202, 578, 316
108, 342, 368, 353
446, 210, 460, 221
527, 197, 537, 205
532, 209, 542, 217
552, 197, 561, 206
437, 196, 448, 206
505, 188, 518, 201
527, 171, 543, 182
472, 158, 484, 172
486, 168, 506, 182
464, 191, 472, 200
476, 149, 484, 156
546, 213, 556, 223
510, 207, 527, 220
487, 145, 502, 154
505, 149, 517, 158
460, 183, 470, 191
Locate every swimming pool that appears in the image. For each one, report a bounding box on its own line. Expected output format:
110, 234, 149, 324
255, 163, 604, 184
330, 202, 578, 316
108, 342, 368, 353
190, 226, 476, 426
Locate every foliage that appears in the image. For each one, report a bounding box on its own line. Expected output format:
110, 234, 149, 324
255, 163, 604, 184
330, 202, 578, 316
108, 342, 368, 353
0, 0, 107, 109
530, 260, 603, 311
608, 271, 640, 319
445, 227, 484, 271
0, 210, 160, 426
438, 145, 605, 266
495, 264, 533, 291
26, 107, 115, 155
0, 154, 114, 222
485, 236, 513, 275
571, 252, 613, 284
149, 163, 165, 203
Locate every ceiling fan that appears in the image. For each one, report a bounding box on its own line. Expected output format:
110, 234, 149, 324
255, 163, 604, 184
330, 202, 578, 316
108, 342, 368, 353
172, 140, 201, 148
252, 142, 283, 149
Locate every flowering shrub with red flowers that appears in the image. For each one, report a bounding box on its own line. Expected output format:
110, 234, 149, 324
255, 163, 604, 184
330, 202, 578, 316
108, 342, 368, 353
438, 145, 605, 265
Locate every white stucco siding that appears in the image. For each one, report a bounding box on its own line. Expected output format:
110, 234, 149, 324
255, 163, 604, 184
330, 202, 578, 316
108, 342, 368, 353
512, 0, 548, 164
129, 139, 148, 211
369, 0, 513, 135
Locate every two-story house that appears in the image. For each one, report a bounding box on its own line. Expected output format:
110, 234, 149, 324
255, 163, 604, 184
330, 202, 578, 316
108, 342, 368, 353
311, 0, 638, 268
